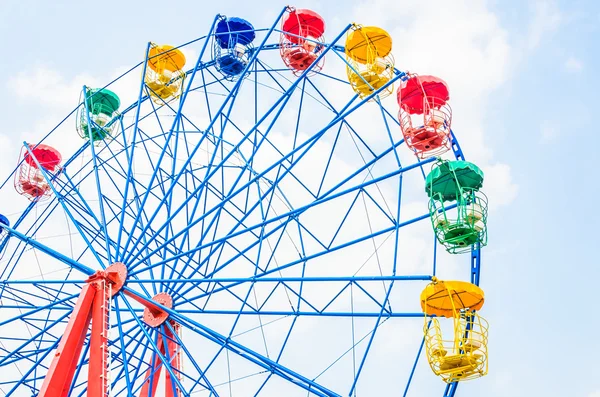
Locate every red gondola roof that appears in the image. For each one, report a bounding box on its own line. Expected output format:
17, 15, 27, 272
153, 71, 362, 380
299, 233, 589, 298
397, 75, 449, 115
24, 144, 62, 171
282, 9, 325, 44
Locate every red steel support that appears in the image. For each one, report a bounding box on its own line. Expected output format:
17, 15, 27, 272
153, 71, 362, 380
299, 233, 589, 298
138, 321, 182, 397
88, 279, 111, 395
38, 263, 127, 397
36, 262, 185, 397
138, 332, 165, 397
38, 283, 96, 397
122, 290, 172, 327
165, 322, 182, 397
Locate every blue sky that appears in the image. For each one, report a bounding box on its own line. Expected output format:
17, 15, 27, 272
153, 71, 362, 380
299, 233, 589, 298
0, 0, 598, 396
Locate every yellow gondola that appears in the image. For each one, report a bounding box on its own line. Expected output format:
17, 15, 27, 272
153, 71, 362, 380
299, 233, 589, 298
344, 26, 394, 100
420, 278, 489, 383
145, 44, 186, 104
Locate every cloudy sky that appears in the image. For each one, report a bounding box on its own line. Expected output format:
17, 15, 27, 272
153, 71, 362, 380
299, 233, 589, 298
0, 0, 597, 396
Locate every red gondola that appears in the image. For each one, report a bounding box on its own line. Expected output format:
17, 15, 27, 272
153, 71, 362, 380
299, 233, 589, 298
15, 144, 62, 201
280, 8, 326, 75
397, 74, 452, 158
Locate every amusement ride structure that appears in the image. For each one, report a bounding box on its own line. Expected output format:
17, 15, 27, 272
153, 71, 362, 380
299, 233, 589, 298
0, 7, 490, 396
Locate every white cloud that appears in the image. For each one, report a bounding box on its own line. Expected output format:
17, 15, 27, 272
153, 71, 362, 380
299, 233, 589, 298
588, 391, 600, 397
527, 0, 562, 48
7, 67, 99, 110
565, 56, 584, 72
352, 0, 518, 207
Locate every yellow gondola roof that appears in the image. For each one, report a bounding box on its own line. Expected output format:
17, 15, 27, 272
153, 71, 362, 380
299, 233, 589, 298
345, 26, 392, 64
420, 279, 484, 318
148, 44, 186, 73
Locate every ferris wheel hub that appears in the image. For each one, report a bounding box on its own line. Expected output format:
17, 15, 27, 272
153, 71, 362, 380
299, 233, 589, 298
143, 292, 173, 327
104, 262, 127, 296
84, 262, 127, 296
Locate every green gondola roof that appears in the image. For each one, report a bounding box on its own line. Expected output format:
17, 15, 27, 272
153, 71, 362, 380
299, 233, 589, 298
85, 88, 120, 116
425, 160, 484, 201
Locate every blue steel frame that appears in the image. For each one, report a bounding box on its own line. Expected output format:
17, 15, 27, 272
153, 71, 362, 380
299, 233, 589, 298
0, 8, 482, 397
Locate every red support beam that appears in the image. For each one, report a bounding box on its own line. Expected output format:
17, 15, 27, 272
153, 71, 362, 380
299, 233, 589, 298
38, 263, 127, 397
123, 290, 173, 327
122, 289, 165, 315
139, 333, 165, 397
38, 283, 96, 397
165, 322, 182, 397
35, 262, 188, 397
138, 322, 182, 397
88, 280, 111, 396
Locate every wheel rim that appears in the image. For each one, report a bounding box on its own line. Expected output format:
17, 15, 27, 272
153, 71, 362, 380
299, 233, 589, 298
0, 13, 478, 397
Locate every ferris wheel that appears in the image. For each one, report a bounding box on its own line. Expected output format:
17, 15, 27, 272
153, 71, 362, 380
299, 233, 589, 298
0, 7, 491, 397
